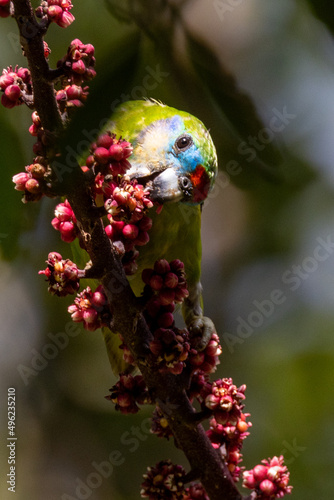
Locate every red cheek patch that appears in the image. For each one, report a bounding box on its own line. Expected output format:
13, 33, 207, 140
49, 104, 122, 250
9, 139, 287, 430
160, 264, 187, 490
190, 164, 211, 203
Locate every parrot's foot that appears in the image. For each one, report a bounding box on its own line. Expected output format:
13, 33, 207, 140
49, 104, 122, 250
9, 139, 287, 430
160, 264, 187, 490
187, 316, 216, 351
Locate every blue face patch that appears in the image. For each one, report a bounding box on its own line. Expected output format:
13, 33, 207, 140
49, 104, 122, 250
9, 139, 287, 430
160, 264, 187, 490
173, 146, 204, 175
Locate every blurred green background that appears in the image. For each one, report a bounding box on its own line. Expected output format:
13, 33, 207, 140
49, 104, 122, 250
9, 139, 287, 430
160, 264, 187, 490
1, 0, 334, 498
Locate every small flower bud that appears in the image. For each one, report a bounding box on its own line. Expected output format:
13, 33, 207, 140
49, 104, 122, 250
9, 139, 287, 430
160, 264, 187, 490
164, 272, 179, 289
58, 10, 75, 28
25, 178, 40, 194
154, 259, 170, 274
97, 133, 114, 149
94, 147, 110, 164
5, 84, 21, 102
158, 288, 175, 306
108, 143, 124, 161
252, 465, 268, 482
1, 93, 16, 109
47, 5, 63, 20
157, 312, 174, 328
12, 172, 29, 191
134, 230, 149, 246
122, 224, 139, 240
72, 59, 86, 74
259, 479, 276, 496
59, 221, 76, 242
149, 274, 164, 291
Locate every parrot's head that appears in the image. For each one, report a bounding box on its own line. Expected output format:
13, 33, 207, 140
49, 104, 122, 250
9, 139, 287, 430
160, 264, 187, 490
119, 101, 218, 205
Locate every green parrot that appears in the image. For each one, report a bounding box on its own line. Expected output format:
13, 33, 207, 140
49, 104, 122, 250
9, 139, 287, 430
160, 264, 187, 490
83, 99, 218, 373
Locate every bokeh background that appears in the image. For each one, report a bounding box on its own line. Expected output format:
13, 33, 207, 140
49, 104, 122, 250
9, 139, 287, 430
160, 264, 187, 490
1, 0, 334, 498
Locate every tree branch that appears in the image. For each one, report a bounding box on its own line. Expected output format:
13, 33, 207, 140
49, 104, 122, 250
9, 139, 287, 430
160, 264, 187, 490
11, 2, 249, 498
13, 0, 63, 135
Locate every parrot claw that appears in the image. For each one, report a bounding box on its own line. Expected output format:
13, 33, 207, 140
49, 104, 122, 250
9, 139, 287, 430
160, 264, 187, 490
187, 316, 216, 351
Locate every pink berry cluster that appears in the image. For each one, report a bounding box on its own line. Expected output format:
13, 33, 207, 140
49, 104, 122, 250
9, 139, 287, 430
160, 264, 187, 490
140, 460, 210, 500
104, 184, 153, 275
243, 456, 292, 499
0, 66, 32, 109
116, 258, 221, 379
56, 38, 96, 85
149, 372, 250, 483
8, 39, 96, 201
139, 259, 221, 376
106, 374, 150, 415
56, 84, 89, 113
0, 0, 10, 18
12, 158, 49, 203
81, 131, 156, 275
35, 39, 95, 152
49, 130, 154, 276
149, 327, 190, 375
51, 199, 78, 243
183, 483, 209, 500
188, 332, 222, 374
68, 285, 111, 331
199, 379, 250, 480
200, 378, 246, 425
39, 251, 80, 296
87, 131, 133, 175
36, 0, 75, 28
147, 328, 221, 377
141, 460, 187, 500
207, 413, 251, 482
142, 259, 189, 306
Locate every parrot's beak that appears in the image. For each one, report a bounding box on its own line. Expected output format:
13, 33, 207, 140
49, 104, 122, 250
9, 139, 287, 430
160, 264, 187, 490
146, 168, 185, 203
128, 164, 185, 203
128, 163, 210, 204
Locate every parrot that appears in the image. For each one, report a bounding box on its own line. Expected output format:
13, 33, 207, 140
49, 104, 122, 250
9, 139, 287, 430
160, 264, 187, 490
80, 99, 218, 374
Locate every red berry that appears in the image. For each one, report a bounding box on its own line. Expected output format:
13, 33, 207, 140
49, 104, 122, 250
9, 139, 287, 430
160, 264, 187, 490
164, 272, 179, 289
253, 465, 268, 482
25, 178, 40, 194
96, 133, 113, 149
122, 224, 139, 240
154, 259, 170, 274
94, 147, 110, 164
149, 274, 164, 291
108, 144, 124, 161
158, 288, 175, 306
71, 59, 86, 74
12, 172, 29, 191
259, 479, 276, 496
134, 231, 149, 246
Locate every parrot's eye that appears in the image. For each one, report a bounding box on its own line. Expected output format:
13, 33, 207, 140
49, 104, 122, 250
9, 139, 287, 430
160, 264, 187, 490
174, 134, 193, 153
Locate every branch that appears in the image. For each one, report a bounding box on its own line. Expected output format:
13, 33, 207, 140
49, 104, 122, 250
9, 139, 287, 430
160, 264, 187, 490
13, 0, 63, 135
10, 3, 258, 499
